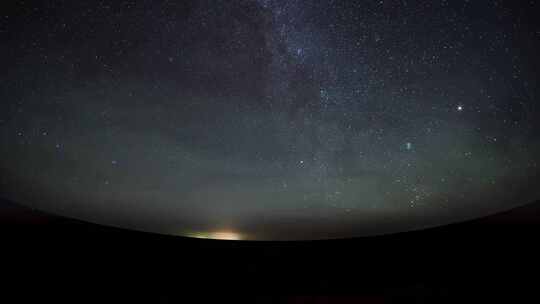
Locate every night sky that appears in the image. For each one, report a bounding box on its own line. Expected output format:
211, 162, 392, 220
1, 0, 539, 240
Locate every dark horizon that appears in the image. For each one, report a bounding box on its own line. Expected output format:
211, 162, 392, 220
3, 196, 540, 302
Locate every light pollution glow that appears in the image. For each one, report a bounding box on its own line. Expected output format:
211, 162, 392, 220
186, 231, 243, 240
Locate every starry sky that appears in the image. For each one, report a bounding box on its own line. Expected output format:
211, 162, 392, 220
1, 0, 539, 240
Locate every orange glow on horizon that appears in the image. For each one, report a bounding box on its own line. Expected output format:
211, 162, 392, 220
187, 231, 242, 240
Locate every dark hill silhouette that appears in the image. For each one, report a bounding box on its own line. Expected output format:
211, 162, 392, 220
2, 197, 540, 302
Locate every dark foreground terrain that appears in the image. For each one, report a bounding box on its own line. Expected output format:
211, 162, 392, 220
2, 198, 540, 303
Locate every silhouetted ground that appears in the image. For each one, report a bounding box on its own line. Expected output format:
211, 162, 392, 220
2, 198, 540, 303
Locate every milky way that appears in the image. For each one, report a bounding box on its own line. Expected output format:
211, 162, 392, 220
1, 0, 539, 240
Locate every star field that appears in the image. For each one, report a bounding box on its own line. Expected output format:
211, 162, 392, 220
1, 0, 539, 240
